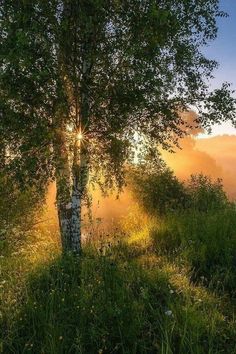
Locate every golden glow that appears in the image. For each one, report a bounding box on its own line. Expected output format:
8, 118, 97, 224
67, 124, 84, 141
77, 132, 83, 141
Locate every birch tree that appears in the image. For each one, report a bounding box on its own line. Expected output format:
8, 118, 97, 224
1, 0, 235, 254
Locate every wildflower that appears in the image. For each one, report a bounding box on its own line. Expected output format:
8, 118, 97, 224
169, 289, 174, 294
165, 310, 173, 317
59, 336, 63, 340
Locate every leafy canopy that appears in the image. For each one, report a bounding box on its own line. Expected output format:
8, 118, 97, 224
1, 0, 236, 190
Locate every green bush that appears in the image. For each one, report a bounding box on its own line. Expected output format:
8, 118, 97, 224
131, 168, 229, 216
131, 168, 188, 215
186, 174, 228, 212
0, 173, 45, 254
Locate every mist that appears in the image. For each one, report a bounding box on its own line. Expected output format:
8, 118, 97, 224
163, 134, 236, 200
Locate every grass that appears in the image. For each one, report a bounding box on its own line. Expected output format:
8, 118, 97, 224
151, 207, 236, 296
1, 207, 236, 353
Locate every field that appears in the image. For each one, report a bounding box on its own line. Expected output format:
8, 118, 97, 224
1, 202, 236, 353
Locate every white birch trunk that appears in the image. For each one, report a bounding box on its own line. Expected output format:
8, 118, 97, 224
55, 132, 89, 254
57, 190, 82, 254
55, 3, 91, 254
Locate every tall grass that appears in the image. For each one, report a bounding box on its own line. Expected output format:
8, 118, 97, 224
151, 207, 236, 296
1, 170, 236, 353
1, 215, 236, 353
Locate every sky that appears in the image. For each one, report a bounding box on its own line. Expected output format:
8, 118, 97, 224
198, 0, 236, 137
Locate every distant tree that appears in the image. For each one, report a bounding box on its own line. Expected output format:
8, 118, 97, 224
1, 0, 236, 254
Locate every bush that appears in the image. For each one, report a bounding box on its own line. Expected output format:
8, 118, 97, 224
0, 173, 45, 254
130, 168, 188, 215
131, 167, 229, 216
186, 174, 228, 212
131, 167, 236, 294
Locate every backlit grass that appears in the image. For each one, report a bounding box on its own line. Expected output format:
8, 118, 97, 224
1, 208, 236, 353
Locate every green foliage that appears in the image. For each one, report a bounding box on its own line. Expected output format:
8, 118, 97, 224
1, 0, 236, 250
0, 173, 45, 252
1, 0, 236, 191
151, 207, 236, 296
133, 168, 236, 295
186, 174, 228, 212
131, 168, 229, 216
131, 168, 188, 215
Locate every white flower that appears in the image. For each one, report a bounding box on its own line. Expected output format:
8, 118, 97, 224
165, 310, 173, 317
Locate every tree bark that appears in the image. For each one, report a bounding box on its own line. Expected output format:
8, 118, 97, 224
54, 0, 91, 254
54, 123, 89, 254
53, 125, 74, 253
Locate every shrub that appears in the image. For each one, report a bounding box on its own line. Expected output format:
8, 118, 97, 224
186, 174, 228, 212
0, 175, 48, 258
131, 167, 230, 216
130, 168, 188, 215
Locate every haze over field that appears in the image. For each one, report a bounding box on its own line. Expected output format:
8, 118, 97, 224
45, 133, 236, 228
87, 132, 236, 225
164, 134, 236, 200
